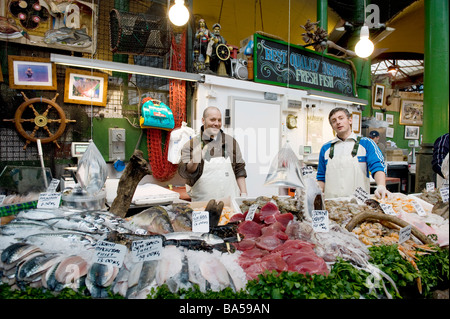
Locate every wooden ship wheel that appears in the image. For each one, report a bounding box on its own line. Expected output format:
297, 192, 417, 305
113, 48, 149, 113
3, 92, 76, 149
216, 43, 230, 76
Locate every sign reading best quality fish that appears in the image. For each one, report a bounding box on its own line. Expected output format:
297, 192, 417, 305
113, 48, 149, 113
254, 33, 355, 97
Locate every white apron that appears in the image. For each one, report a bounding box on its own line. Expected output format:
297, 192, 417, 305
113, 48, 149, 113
324, 140, 369, 199
436, 153, 449, 188
187, 156, 240, 202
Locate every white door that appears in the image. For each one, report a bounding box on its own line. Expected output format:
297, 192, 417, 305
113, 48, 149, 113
232, 98, 281, 197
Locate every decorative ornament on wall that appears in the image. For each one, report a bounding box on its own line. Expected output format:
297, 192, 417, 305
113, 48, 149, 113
9, 0, 50, 30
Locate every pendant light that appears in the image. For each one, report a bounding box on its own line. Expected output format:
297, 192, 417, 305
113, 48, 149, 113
355, 24, 374, 58
355, 0, 374, 58
168, 0, 189, 26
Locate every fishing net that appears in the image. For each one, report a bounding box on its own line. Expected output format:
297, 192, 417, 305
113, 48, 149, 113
146, 31, 186, 181
109, 9, 171, 56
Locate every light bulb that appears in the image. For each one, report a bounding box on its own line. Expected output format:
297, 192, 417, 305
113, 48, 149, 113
169, 0, 189, 26
355, 25, 374, 58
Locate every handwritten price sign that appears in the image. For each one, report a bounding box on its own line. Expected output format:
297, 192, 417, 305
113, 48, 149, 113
37, 192, 61, 209
131, 238, 163, 262
311, 210, 329, 233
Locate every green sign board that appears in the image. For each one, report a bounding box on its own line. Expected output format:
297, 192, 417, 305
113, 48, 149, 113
254, 33, 355, 97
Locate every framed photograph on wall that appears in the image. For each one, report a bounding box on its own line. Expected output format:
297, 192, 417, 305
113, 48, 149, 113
386, 113, 394, 125
400, 99, 423, 126
404, 125, 420, 140
386, 127, 394, 138
375, 112, 384, 121
64, 68, 108, 107
8, 55, 57, 90
373, 84, 385, 107
352, 111, 361, 134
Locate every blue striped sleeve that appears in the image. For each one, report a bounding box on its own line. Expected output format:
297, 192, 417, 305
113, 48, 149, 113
317, 142, 332, 182
360, 137, 387, 176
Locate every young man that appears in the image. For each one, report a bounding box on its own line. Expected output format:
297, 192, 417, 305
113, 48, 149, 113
317, 107, 390, 199
178, 106, 248, 201
369, 130, 386, 160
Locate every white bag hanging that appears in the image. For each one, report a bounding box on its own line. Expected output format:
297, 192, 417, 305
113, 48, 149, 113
264, 142, 305, 188
76, 140, 108, 194
167, 122, 195, 164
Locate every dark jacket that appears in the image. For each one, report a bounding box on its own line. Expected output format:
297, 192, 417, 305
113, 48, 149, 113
178, 126, 247, 186
432, 133, 449, 178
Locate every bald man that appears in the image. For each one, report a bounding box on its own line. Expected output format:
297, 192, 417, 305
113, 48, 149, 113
178, 106, 247, 201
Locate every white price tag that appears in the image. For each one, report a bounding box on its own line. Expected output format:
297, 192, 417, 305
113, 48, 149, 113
301, 166, 314, 176
380, 203, 397, 216
37, 192, 61, 209
311, 210, 329, 233
426, 182, 435, 192
245, 204, 258, 221
94, 241, 127, 268
439, 187, 449, 203
131, 238, 163, 262
192, 211, 210, 233
398, 225, 412, 244
46, 179, 60, 193
412, 200, 427, 217
354, 187, 369, 204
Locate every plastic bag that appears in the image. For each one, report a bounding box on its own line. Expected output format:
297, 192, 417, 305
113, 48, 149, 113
167, 122, 195, 164
76, 140, 108, 194
304, 175, 324, 221
264, 142, 305, 188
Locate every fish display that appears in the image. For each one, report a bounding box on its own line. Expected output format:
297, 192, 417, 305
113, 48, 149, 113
0, 206, 243, 298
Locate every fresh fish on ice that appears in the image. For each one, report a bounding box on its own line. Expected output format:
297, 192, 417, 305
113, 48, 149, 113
128, 206, 174, 234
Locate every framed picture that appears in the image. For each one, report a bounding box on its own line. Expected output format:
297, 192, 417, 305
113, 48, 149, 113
375, 112, 384, 121
373, 84, 385, 107
400, 99, 423, 126
386, 114, 394, 125
404, 125, 420, 140
386, 127, 394, 138
8, 55, 57, 90
352, 111, 361, 134
64, 68, 108, 107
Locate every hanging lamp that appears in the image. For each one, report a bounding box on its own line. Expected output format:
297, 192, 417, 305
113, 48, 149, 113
168, 0, 189, 26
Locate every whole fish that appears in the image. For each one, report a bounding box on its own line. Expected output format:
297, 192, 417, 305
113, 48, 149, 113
86, 263, 119, 298
171, 211, 192, 232
16, 253, 61, 282
43, 27, 91, 45
21, 231, 98, 246
128, 206, 174, 234
1, 243, 42, 267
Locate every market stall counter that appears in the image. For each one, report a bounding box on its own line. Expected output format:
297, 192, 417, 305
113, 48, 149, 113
0, 190, 448, 300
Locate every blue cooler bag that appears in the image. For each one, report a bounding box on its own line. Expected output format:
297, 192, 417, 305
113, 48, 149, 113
140, 99, 175, 130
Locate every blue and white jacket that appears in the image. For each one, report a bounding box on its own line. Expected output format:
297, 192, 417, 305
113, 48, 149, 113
317, 133, 387, 183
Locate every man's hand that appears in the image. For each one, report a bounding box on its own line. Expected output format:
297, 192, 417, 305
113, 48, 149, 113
375, 185, 391, 199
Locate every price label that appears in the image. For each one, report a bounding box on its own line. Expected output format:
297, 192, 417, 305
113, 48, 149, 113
245, 204, 258, 221
37, 192, 61, 209
412, 200, 427, 217
93, 241, 127, 268
301, 166, 314, 176
131, 238, 163, 262
46, 179, 60, 193
380, 203, 397, 216
426, 182, 435, 192
192, 211, 210, 233
439, 187, 449, 203
311, 210, 329, 233
353, 187, 369, 204
398, 225, 412, 244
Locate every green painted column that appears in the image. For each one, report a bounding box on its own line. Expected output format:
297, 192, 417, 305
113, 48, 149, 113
423, 0, 449, 142
415, 0, 449, 192
349, 0, 372, 117
317, 0, 328, 30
